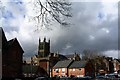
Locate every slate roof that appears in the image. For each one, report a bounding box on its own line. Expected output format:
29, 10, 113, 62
65, 54, 75, 59
49, 53, 68, 60
69, 61, 87, 68
114, 59, 120, 63
59, 54, 68, 60
53, 60, 73, 68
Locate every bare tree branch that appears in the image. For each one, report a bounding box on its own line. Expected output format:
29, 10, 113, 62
31, 0, 72, 30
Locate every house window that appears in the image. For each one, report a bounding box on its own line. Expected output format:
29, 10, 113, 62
79, 68, 81, 71
73, 69, 75, 71
35, 63, 38, 66
62, 68, 65, 73
55, 69, 59, 73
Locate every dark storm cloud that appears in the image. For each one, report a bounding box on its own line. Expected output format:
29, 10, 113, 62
118, 1, 120, 51
18, 35, 39, 58
2, 2, 118, 58
50, 2, 118, 54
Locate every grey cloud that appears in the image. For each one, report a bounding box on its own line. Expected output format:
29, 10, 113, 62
3, 2, 118, 58
22, 40, 38, 57
50, 2, 118, 54
3, 26, 19, 33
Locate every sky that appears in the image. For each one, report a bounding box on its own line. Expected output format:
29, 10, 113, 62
0, 0, 119, 60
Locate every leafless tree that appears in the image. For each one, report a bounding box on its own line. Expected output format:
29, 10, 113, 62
82, 50, 108, 76
82, 49, 105, 60
31, 0, 72, 30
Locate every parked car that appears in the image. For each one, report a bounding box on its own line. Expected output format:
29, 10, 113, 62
95, 75, 108, 80
72, 77, 90, 80
34, 77, 48, 80
106, 73, 118, 78
84, 76, 92, 79
60, 77, 71, 80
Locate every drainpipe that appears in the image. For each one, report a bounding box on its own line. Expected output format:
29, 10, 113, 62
66, 67, 69, 77
95, 62, 96, 77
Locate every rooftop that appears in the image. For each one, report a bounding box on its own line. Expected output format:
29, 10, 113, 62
53, 60, 73, 68
69, 60, 87, 68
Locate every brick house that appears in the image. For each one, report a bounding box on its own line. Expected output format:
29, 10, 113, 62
52, 60, 73, 77
113, 59, 120, 73
39, 59, 50, 76
68, 60, 94, 77
1, 28, 24, 78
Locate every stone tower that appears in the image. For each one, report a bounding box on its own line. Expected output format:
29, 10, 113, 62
38, 38, 50, 57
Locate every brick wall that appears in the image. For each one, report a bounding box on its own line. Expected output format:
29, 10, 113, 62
68, 68, 85, 77
52, 68, 68, 77
39, 61, 49, 75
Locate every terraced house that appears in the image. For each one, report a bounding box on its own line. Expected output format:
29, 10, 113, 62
52, 60, 74, 77
68, 60, 94, 77
52, 60, 94, 77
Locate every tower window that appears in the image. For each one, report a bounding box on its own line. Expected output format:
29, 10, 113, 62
40, 45, 44, 49
62, 68, 65, 73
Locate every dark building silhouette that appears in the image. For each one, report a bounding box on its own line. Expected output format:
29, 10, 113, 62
1, 28, 24, 78
38, 38, 50, 57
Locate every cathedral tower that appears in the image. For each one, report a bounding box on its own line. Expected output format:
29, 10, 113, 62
38, 38, 50, 57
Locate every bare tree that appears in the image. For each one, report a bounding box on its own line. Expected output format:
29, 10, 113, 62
82, 49, 105, 60
82, 50, 108, 76
31, 0, 72, 30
